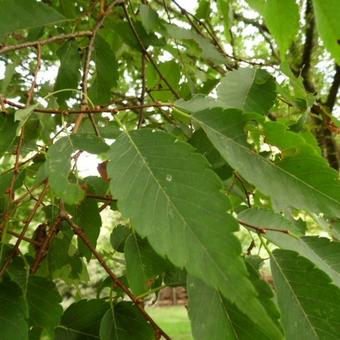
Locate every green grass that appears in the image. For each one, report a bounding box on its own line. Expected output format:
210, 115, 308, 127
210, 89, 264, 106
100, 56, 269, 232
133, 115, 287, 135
146, 306, 193, 340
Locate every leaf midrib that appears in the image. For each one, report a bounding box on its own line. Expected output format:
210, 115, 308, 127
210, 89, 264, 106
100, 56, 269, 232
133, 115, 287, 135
120, 130, 281, 338
124, 131, 250, 294
271, 254, 319, 339
241, 69, 256, 110
217, 292, 239, 340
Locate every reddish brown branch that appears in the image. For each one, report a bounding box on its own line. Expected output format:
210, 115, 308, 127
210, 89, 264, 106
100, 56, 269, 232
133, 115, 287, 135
7, 45, 42, 200
74, 0, 122, 134
122, 3, 180, 99
0, 31, 93, 54
0, 153, 40, 176
0, 183, 49, 278
86, 193, 115, 202
238, 220, 291, 235
26, 44, 42, 105
61, 212, 171, 340
234, 173, 251, 208
0, 229, 41, 246
167, 0, 276, 66
171, 0, 234, 70
30, 216, 63, 274
2, 97, 173, 114
12, 182, 44, 205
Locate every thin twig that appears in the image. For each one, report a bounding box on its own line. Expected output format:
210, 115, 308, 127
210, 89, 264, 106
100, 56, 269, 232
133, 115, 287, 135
8, 132, 24, 200
0, 153, 40, 176
138, 53, 147, 128
122, 3, 180, 99
12, 182, 44, 205
30, 216, 63, 274
26, 44, 42, 105
234, 173, 251, 208
8, 45, 42, 200
86, 193, 115, 202
0, 183, 49, 278
164, 0, 275, 67
61, 212, 171, 340
0, 229, 41, 246
233, 12, 278, 61
0, 31, 93, 54
2, 97, 174, 114
171, 0, 233, 70
74, 0, 122, 134
99, 201, 112, 212
239, 220, 291, 235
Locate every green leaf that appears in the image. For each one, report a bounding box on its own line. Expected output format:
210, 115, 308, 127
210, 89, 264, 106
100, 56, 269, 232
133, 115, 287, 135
262, 0, 299, 57
0, 280, 28, 340
5, 256, 29, 292
67, 198, 101, 261
271, 249, 340, 339
312, 0, 340, 64
188, 274, 281, 340
166, 24, 226, 64
239, 208, 340, 288
70, 134, 109, 154
15, 104, 39, 135
83, 176, 109, 195
54, 40, 81, 107
0, 0, 66, 40
246, 0, 266, 13
196, 0, 211, 20
27, 276, 63, 329
111, 21, 165, 51
89, 35, 118, 105
164, 266, 186, 287
0, 112, 17, 154
1, 62, 16, 94
189, 128, 233, 179
107, 128, 282, 339
0, 170, 25, 195
59, 0, 78, 18
190, 107, 340, 218
216, 68, 276, 114
125, 233, 169, 296
139, 4, 162, 33
217, 0, 232, 42
124, 234, 151, 296
55, 299, 109, 339
110, 225, 131, 252
47, 227, 82, 277
99, 302, 155, 340
47, 134, 107, 204
47, 137, 85, 205
148, 60, 181, 101
176, 95, 226, 113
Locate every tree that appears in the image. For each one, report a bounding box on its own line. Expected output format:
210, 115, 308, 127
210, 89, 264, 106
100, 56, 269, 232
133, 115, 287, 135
0, 0, 340, 338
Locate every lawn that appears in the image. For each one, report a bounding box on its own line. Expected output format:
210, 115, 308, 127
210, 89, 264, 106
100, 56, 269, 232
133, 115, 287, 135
146, 306, 193, 340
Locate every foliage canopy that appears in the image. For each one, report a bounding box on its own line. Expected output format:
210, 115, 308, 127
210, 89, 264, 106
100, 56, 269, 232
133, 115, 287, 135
0, 0, 340, 339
